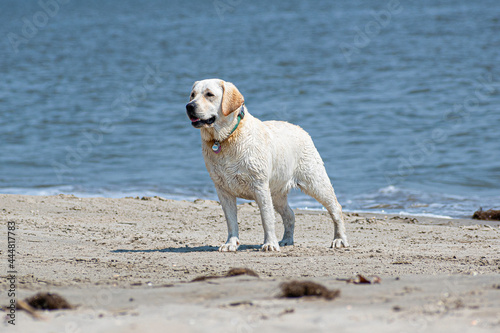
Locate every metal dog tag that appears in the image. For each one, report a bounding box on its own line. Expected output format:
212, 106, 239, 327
212, 141, 221, 154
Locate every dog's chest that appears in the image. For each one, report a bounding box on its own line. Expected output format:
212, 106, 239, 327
202, 144, 262, 198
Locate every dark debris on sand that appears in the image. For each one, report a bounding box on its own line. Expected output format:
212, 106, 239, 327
225, 268, 259, 278
279, 281, 340, 300
23, 292, 74, 310
337, 274, 382, 284
191, 268, 259, 282
472, 208, 500, 221
2, 292, 75, 320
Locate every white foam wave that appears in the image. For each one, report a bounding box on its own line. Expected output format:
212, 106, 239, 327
397, 211, 452, 219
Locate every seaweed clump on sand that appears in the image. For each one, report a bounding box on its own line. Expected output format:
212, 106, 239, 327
5, 292, 75, 320
191, 268, 259, 282
279, 281, 340, 300
24, 292, 74, 310
472, 208, 500, 221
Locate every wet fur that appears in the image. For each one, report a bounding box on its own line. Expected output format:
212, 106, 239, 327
186, 79, 348, 251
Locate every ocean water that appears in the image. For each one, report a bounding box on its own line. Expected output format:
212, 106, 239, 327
1, 0, 499, 218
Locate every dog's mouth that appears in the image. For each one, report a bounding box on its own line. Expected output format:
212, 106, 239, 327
190, 115, 216, 128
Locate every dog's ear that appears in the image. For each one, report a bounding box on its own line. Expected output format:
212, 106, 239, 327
221, 81, 244, 116
189, 81, 200, 101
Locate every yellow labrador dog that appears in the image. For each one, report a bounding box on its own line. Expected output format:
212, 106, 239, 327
186, 79, 348, 252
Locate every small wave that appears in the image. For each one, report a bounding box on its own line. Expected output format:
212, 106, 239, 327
0, 186, 206, 202
397, 211, 452, 219
344, 209, 453, 219
378, 185, 399, 194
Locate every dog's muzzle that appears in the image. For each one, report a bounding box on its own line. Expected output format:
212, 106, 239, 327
186, 102, 216, 128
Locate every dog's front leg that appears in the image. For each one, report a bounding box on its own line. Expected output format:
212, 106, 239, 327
216, 188, 240, 252
255, 186, 280, 252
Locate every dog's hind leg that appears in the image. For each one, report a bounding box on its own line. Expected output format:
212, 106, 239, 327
273, 193, 295, 246
297, 167, 349, 248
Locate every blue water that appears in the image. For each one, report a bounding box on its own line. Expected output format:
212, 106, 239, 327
1, 0, 499, 218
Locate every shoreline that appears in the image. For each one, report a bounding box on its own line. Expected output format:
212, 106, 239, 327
1, 187, 492, 219
1, 193, 499, 331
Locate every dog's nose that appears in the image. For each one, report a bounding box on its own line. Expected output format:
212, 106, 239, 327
186, 102, 195, 113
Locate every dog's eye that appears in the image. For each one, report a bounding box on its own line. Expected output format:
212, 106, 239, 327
206, 92, 214, 97
190, 92, 195, 99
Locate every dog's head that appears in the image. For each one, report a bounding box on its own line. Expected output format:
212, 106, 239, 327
186, 79, 244, 129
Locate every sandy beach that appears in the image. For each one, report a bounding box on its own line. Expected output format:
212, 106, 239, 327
1, 193, 499, 332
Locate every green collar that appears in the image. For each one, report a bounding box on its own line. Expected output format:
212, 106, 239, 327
212, 105, 245, 154
229, 105, 245, 136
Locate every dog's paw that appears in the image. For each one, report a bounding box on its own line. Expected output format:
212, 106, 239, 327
219, 238, 240, 252
261, 241, 280, 252
330, 237, 349, 248
279, 238, 294, 246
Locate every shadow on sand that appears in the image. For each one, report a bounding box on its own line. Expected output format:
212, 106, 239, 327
112, 244, 261, 253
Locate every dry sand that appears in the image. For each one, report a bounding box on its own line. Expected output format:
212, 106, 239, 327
1, 193, 499, 332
